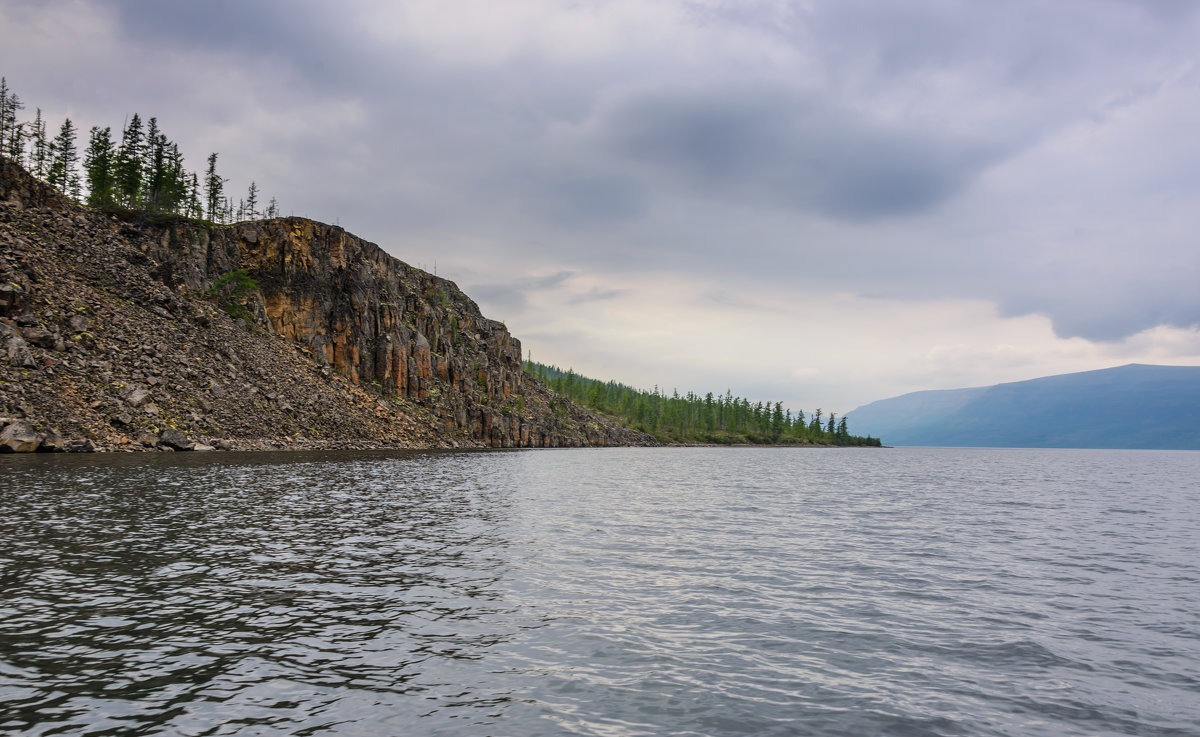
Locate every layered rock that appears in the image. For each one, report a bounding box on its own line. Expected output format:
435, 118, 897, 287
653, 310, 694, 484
0, 157, 651, 451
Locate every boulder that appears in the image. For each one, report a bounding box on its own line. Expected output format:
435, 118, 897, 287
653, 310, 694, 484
0, 283, 25, 316
6, 333, 36, 368
65, 438, 96, 453
39, 430, 67, 452
126, 388, 153, 408
0, 421, 43, 452
158, 428, 193, 450
22, 327, 57, 349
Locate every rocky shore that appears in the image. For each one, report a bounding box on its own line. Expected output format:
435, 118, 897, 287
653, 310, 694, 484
1, 157, 653, 452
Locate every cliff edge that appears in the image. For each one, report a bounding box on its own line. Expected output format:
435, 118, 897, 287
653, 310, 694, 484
0, 157, 653, 452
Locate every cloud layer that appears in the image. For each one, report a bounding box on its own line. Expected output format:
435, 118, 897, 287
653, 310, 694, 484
4, 0, 1199, 408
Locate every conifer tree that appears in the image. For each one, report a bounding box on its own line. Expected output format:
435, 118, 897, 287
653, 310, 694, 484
84, 126, 116, 207
0, 79, 279, 221
115, 113, 144, 207
143, 116, 160, 172
46, 118, 78, 195
771, 401, 785, 438
4, 121, 25, 165
245, 181, 258, 219
30, 109, 50, 178
0, 77, 9, 149
163, 142, 185, 213
0, 78, 24, 154
188, 172, 202, 218
144, 118, 166, 210
204, 153, 225, 221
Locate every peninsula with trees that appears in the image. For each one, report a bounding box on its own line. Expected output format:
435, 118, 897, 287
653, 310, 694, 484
0, 76, 874, 452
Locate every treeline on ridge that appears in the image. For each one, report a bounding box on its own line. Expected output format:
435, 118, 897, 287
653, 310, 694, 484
0, 75, 275, 224
526, 361, 881, 446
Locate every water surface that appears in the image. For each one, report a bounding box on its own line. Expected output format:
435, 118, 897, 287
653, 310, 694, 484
2, 447, 1198, 736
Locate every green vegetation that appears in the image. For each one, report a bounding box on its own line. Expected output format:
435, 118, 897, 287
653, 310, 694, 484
0, 75, 278, 224
526, 361, 880, 446
207, 269, 259, 321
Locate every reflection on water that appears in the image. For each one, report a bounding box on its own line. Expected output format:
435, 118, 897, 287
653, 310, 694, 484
2, 447, 1199, 736
1, 451, 525, 735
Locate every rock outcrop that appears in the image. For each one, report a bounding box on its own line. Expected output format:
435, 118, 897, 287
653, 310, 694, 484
0, 157, 652, 452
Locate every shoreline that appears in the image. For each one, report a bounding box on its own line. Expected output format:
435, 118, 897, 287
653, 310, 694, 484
0, 433, 887, 454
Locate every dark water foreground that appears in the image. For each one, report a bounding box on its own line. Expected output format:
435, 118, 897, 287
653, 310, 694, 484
1, 447, 1198, 736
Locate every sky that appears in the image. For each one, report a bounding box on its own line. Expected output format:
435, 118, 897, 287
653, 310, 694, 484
3, 0, 1200, 414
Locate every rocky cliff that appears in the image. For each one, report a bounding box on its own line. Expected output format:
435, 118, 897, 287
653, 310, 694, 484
0, 157, 652, 452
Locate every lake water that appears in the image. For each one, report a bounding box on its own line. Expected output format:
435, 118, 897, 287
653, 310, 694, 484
1, 447, 1198, 736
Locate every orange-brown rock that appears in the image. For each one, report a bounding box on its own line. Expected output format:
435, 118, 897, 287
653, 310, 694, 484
0, 156, 652, 451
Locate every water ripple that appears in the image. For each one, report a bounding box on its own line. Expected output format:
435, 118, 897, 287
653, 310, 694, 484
2, 447, 1199, 736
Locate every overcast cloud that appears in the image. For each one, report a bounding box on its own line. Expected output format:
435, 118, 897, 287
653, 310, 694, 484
3, 0, 1199, 411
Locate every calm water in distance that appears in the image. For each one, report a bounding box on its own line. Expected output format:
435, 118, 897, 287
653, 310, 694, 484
1, 447, 1198, 737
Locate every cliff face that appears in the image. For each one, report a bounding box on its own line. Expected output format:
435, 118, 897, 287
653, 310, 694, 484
0, 158, 651, 451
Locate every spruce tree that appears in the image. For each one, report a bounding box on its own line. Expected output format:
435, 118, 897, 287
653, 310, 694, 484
4, 121, 25, 165
84, 126, 116, 208
161, 141, 182, 213
188, 172, 202, 219
46, 118, 78, 195
245, 181, 258, 219
30, 109, 50, 178
145, 119, 166, 210
0, 78, 23, 154
115, 113, 144, 207
771, 401, 785, 438
143, 116, 160, 176
0, 77, 8, 149
204, 152, 225, 221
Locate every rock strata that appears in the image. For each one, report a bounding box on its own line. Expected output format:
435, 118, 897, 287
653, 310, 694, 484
0, 157, 652, 452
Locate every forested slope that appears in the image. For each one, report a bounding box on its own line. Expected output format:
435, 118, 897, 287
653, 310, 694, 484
526, 362, 881, 446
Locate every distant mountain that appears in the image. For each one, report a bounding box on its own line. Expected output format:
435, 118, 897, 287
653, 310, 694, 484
845, 364, 1200, 449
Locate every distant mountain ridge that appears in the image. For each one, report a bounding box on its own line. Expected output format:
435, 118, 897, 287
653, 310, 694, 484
845, 364, 1200, 449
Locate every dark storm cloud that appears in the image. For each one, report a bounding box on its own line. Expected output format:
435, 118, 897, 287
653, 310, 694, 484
6, 0, 1200, 349
91, 0, 362, 75
594, 86, 997, 219
65, 0, 418, 115
525, 169, 648, 226
467, 271, 576, 315
1000, 270, 1200, 342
